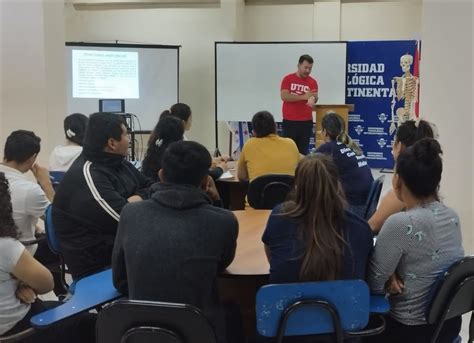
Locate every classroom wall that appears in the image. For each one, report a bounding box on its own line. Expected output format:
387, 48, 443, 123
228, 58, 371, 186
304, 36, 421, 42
419, 0, 473, 253
341, 1, 422, 41
65, 0, 242, 154
64, 0, 422, 154
0, 1, 66, 166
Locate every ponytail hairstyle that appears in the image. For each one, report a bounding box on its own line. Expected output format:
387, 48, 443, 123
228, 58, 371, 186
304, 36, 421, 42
322, 112, 363, 156
0, 172, 19, 239
395, 119, 434, 148
159, 103, 192, 124
281, 154, 348, 281
396, 138, 442, 200
64, 113, 88, 146
142, 116, 184, 180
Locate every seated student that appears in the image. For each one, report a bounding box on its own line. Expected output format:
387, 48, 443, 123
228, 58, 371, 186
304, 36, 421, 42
237, 111, 300, 181
0, 130, 53, 254
316, 112, 373, 217
368, 139, 464, 343
368, 119, 434, 233
160, 103, 228, 180
0, 130, 65, 295
53, 112, 153, 280
0, 172, 96, 343
49, 113, 88, 173
112, 141, 239, 343
141, 115, 184, 181
159, 102, 193, 140
262, 153, 373, 284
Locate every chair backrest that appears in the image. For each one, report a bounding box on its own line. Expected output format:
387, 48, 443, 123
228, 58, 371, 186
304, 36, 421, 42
427, 256, 474, 324
256, 280, 370, 338
44, 205, 62, 255
96, 300, 217, 343
248, 174, 295, 209
364, 175, 385, 219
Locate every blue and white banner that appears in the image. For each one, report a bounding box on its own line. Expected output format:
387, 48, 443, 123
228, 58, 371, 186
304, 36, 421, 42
347, 40, 420, 169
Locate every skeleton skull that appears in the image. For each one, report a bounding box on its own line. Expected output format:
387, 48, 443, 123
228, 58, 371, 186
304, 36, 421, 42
400, 54, 413, 73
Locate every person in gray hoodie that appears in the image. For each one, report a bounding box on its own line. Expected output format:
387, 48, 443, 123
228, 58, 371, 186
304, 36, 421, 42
112, 140, 240, 343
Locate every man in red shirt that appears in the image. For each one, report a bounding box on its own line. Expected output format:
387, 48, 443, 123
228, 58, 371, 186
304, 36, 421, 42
280, 54, 318, 154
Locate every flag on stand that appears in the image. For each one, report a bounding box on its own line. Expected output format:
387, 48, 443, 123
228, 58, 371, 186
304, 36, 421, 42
227, 121, 251, 160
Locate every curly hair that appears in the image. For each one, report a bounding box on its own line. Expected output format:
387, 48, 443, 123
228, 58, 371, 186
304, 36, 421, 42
0, 172, 19, 239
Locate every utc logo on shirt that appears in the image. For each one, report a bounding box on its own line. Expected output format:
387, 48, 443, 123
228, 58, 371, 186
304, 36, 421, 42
354, 125, 364, 136
290, 84, 310, 94
377, 138, 387, 148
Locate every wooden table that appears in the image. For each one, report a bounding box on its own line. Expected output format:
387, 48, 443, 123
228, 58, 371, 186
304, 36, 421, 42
218, 210, 271, 338
225, 210, 270, 276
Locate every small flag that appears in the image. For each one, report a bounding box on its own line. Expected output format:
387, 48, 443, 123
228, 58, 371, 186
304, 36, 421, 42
227, 121, 251, 160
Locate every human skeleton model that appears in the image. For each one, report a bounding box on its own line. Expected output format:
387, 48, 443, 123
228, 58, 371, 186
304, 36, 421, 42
389, 54, 419, 135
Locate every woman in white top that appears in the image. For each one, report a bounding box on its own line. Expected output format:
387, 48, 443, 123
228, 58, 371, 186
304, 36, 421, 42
49, 113, 88, 172
0, 172, 96, 342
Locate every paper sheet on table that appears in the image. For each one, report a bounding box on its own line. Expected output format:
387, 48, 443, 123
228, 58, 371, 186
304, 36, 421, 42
219, 171, 234, 179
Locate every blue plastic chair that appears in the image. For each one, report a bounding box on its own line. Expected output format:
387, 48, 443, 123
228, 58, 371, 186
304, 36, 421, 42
44, 205, 76, 294
31, 269, 121, 328
256, 280, 389, 343
364, 175, 385, 220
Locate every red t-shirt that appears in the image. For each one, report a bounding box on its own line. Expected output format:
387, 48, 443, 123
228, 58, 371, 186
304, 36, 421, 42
281, 73, 318, 121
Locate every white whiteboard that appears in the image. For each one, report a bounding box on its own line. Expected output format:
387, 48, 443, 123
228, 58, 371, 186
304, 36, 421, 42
216, 42, 347, 122
66, 43, 179, 130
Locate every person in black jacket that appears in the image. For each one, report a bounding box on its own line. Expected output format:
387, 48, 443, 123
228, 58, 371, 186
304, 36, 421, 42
52, 113, 153, 280
112, 141, 240, 343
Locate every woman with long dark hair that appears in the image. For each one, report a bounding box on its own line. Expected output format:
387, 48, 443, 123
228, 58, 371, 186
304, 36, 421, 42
142, 116, 184, 181
262, 154, 373, 283
368, 139, 463, 342
149, 105, 227, 181
0, 172, 96, 342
